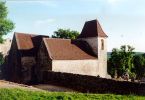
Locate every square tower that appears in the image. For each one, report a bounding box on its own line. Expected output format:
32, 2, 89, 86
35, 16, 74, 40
77, 19, 108, 78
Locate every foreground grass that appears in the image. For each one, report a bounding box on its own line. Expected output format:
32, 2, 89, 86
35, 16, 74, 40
0, 88, 145, 100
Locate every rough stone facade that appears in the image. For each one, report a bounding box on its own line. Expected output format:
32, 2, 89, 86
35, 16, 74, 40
78, 37, 108, 78
36, 41, 52, 82
76, 19, 109, 78
52, 60, 99, 76
43, 71, 145, 95
6, 36, 21, 82
5, 33, 49, 83
21, 57, 36, 82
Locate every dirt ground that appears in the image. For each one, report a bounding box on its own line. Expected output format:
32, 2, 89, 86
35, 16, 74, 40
0, 80, 42, 91
33, 84, 75, 92
0, 80, 75, 92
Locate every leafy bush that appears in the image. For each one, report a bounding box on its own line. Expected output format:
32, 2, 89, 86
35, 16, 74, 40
129, 72, 136, 81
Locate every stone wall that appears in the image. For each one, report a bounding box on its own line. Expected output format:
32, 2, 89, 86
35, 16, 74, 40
52, 60, 99, 76
21, 57, 36, 82
42, 71, 145, 95
79, 37, 108, 78
3, 37, 21, 82
36, 41, 52, 82
97, 37, 108, 77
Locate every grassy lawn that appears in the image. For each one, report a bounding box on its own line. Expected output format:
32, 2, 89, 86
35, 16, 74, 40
0, 88, 144, 100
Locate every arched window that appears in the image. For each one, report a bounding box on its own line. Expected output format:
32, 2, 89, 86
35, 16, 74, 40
101, 39, 104, 50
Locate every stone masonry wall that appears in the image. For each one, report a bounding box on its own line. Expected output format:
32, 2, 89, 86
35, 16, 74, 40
36, 42, 52, 82
52, 60, 99, 76
79, 37, 108, 78
42, 71, 145, 95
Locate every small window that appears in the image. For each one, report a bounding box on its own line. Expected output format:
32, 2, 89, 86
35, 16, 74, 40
101, 39, 104, 50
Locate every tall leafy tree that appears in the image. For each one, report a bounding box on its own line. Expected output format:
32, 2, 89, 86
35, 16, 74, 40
108, 48, 121, 77
52, 29, 79, 39
0, 2, 14, 43
134, 55, 145, 79
108, 45, 135, 77
120, 45, 135, 72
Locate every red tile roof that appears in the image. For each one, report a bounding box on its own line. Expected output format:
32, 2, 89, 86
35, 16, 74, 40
15, 32, 35, 50
43, 38, 97, 60
77, 19, 108, 38
14, 32, 49, 50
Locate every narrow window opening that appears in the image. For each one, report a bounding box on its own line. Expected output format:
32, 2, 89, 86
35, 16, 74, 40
101, 39, 104, 50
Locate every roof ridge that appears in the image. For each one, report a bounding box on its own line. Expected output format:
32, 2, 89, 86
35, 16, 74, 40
14, 32, 37, 36
96, 20, 108, 37
44, 38, 71, 41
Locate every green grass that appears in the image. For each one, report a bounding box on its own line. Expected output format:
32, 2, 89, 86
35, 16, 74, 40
0, 88, 145, 100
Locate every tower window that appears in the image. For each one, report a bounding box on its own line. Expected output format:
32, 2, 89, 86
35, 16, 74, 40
101, 39, 104, 50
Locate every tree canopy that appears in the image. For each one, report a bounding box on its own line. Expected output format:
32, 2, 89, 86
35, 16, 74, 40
108, 45, 145, 80
108, 45, 135, 78
0, 2, 14, 43
52, 29, 79, 39
133, 54, 145, 79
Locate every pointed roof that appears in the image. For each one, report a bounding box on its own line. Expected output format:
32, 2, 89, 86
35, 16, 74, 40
77, 19, 108, 38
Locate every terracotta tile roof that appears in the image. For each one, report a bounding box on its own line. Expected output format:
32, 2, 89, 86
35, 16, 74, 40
77, 19, 108, 38
14, 32, 49, 57
14, 32, 49, 50
15, 32, 35, 50
43, 38, 97, 60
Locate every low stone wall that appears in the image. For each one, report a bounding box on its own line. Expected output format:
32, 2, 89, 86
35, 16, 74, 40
42, 71, 145, 95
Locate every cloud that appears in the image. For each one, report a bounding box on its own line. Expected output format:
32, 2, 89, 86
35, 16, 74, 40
6, 0, 58, 7
34, 18, 56, 27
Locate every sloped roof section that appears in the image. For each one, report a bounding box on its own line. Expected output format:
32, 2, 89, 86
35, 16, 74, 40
77, 19, 108, 38
14, 32, 49, 50
15, 32, 35, 50
43, 38, 97, 60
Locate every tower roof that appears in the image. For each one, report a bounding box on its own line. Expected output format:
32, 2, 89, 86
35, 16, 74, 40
77, 19, 108, 38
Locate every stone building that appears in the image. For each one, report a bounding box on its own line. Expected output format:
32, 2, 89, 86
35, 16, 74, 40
6, 33, 49, 83
6, 19, 109, 83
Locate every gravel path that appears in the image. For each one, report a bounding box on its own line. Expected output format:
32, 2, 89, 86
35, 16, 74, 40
0, 80, 75, 92
0, 80, 42, 91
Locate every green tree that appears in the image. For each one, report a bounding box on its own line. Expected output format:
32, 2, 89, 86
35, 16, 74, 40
108, 45, 135, 78
120, 45, 135, 72
52, 29, 79, 39
0, 2, 14, 43
133, 54, 145, 79
108, 48, 121, 77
